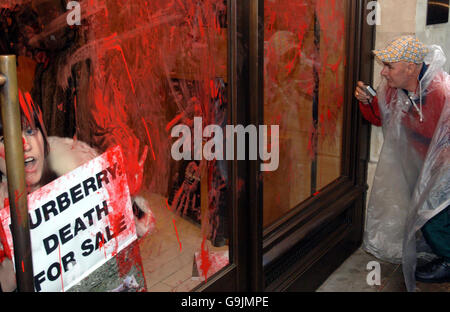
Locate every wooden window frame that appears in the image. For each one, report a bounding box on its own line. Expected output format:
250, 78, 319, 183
260, 0, 376, 291
197, 0, 375, 292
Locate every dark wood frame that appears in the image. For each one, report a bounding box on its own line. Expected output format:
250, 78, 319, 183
262, 0, 376, 291
194, 0, 258, 291
196, 0, 375, 292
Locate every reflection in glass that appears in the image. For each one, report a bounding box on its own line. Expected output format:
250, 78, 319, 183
263, 0, 346, 228
0, 0, 229, 291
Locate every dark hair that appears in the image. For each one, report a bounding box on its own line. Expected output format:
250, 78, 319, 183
0, 94, 49, 156
0, 91, 57, 186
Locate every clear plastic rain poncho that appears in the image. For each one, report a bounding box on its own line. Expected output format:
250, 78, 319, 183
362, 45, 450, 292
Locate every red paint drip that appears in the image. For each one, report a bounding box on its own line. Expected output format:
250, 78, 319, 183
172, 218, 182, 252
116, 242, 146, 283
166, 113, 185, 133
141, 118, 156, 161
98, 235, 107, 259
109, 43, 136, 95
199, 236, 211, 282
108, 213, 123, 258
165, 198, 172, 211
118, 46, 136, 95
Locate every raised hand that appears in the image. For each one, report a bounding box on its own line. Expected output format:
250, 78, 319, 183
355, 81, 374, 105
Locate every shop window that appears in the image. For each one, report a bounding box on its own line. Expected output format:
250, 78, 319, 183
0, 0, 230, 292
263, 0, 347, 228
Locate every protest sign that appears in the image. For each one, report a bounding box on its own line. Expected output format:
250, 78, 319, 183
0, 145, 137, 292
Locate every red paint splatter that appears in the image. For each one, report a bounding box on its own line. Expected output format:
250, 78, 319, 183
265, 0, 346, 163
97, 233, 107, 259
108, 212, 123, 258
111, 42, 136, 95
166, 113, 185, 133
165, 198, 172, 211
14, 189, 25, 203
172, 218, 182, 251
199, 236, 211, 282
2, 0, 233, 288
141, 118, 156, 161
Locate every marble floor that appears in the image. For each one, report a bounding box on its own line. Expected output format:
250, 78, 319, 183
316, 248, 450, 292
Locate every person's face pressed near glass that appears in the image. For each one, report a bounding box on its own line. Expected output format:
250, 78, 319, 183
380, 61, 411, 90
0, 122, 46, 193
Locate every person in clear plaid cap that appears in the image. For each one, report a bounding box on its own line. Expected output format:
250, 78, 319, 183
354, 35, 450, 291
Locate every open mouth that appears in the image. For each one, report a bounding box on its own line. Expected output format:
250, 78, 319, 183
24, 157, 36, 168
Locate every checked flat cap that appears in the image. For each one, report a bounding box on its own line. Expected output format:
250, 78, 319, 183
373, 36, 428, 64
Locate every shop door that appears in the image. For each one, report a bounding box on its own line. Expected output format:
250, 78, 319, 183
259, 0, 375, 291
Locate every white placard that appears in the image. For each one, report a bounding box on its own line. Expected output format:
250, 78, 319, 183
0, 145, 137, 292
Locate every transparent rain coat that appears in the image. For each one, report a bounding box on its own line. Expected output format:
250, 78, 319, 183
362, 45, 450, 291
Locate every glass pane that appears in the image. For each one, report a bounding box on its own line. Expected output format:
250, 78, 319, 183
315, 2, 346, 190
0, 0, 229, 292
263, 0, 346, 228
